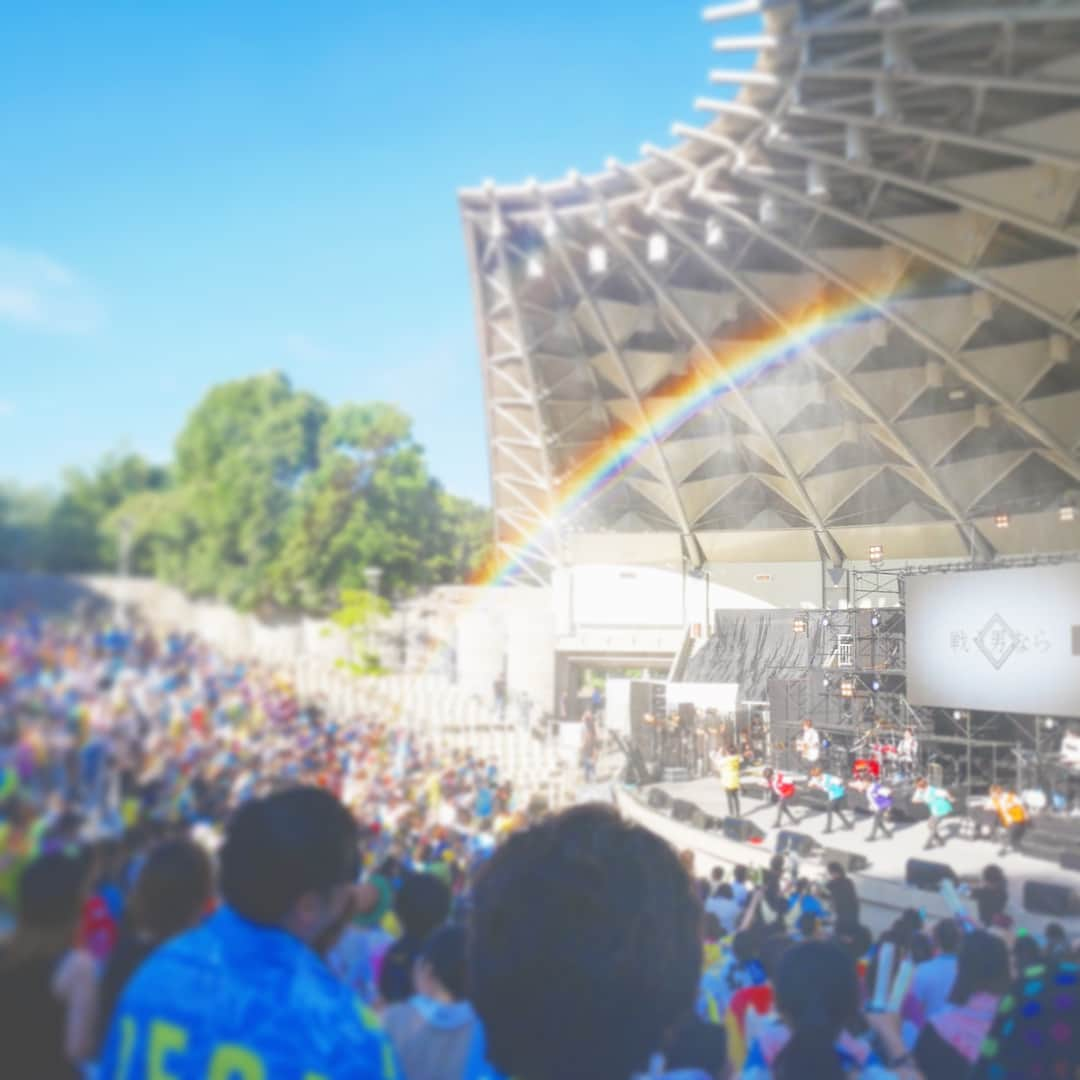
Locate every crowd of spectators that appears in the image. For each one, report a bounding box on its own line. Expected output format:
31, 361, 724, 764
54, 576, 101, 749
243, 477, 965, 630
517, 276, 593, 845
0, 609, 1078, 1079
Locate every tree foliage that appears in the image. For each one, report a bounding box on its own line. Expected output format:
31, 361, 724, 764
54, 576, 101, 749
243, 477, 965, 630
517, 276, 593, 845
1, 372, 492, 614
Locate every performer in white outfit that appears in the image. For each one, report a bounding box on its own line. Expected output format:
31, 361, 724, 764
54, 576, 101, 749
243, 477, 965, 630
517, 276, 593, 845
898, 727, 918, 777
796, 718, 820, 768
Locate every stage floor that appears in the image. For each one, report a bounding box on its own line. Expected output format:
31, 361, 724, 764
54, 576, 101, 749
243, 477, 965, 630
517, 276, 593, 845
649, 776, 1080, 933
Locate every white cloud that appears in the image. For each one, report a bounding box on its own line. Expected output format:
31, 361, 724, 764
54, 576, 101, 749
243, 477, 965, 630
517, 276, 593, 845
0, 248, 103, 334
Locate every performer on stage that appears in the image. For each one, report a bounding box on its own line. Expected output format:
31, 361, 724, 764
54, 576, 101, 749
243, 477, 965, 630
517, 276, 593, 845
763, 766, 798, 828
1061, 724, 1080, 768
809, 767, 853, 834
989, 784, 1028, 855
796, 718, 820, 768
898, 726, 918, 777
913, 777, 955, 851
714, 742, 742, 818
854, 765, 894, 841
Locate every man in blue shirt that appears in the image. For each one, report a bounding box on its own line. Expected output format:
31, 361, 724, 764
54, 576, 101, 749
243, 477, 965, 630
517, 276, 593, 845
100, 786, 398, 1079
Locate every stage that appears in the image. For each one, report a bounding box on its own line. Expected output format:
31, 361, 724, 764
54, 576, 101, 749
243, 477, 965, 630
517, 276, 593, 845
612, 776, 1080, 938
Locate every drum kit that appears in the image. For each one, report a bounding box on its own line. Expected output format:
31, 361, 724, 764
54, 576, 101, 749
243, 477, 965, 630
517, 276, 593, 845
850, 725, 909, 783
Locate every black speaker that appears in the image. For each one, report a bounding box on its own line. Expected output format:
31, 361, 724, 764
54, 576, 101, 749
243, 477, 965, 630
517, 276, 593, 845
905, 858, 957, 891
722, 816, 766, 844
690, 806, 714, 832
678, 702, 697, 729
822, 848, 868, 874
1060, 849, 1080, 873
647, 788, 672, 811
1023, 880, 1077, 918
776, 830, 817, 858
671, 798, 696, 823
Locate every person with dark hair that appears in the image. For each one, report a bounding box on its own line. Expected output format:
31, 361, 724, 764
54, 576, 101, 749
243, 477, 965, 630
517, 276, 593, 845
383, 925, 486, 1080
94, 838, 213, 1053
825, 862, 861, 933
0, 852, 99, 1078
468, 802, 709, 1080
731, 865, 750, 910
970, 864, 1009, 929
717, 743, 742, 818
1044, 921, 1074, 963
907, 919, 961, 1031
379, 870, 452, 1004
971, 957, 1080, 1079
1012, 931, 1042, 974
761, 855, 789, 929
913, 931, 1010, 1080
810, 767, 854, 833
913, 779, 954, 851
763, 767, 798, 828
742, 941, 916, 1079
705, 882, 739, 937
99, 787, 397, 1079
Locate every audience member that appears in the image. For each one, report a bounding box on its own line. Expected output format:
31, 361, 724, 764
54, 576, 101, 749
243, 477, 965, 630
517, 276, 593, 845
469, 803, 707, 1080
99, 787, 398, 1078
0, 852, 99, 1078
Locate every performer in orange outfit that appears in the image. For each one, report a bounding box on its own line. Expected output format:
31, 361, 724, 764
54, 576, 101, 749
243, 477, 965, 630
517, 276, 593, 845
989, 784, 1028, 856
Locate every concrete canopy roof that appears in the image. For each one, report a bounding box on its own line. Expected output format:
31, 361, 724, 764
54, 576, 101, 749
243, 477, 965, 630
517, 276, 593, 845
460, 1, 1080, 582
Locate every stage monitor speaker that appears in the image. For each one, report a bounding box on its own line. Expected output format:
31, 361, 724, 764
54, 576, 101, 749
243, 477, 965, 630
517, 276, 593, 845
1023, 880, 1078, 918
722, 816, 766, 844
690, 807, 714, 832
647, 788, 672, 812
1060, 849, 1080, 873
776, 830, 817, 858
670, 798, 697, 823
822, 848, 868, 874
905, 858, 957, 891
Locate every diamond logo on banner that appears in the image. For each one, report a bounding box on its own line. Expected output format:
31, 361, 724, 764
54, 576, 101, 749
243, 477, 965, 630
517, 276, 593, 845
974, 613, 1021, 671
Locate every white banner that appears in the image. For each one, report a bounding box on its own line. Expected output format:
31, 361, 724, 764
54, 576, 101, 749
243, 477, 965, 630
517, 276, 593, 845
905, 563, 1080, 717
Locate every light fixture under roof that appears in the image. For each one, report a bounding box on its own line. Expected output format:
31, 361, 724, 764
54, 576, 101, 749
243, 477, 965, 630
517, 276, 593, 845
868, 544, 884, 564
647, 232, 669, 264
994, 511, 1010, 529
705, 217, 725, 248
948, 388, 968, 401
806, 160, 829, 200
1061, 499, 1077, 523
845, 124, 871, 165
588, 245, 607, 276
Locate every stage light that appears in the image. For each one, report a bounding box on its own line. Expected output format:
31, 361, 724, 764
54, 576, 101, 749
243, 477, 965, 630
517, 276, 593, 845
870, 611, 881, 628
1049, 333, 1069, 365
647, 232, 669, 264
870, 677, 881, 693
823, 675, 832, 689
994, 511, 1010, 529
806, 161, 829, 200
840, 678, 855, 699
1044, 717, 1058, 731
845, 124, 870, 165
868, 544, 884, 564
793, 615, 808, 634
953, 710, 964, 721
588, 245, 608, 276
705, 217, 725, 248
821, 614, 830, 627
1060, 503, 1077, 523
526, 256, 544, 280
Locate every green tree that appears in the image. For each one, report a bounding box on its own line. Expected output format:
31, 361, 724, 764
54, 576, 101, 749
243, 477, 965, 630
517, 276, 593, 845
41, 454, 168, 572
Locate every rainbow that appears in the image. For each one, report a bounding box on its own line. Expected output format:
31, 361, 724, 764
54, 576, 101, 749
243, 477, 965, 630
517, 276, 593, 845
474, 282, 890, 587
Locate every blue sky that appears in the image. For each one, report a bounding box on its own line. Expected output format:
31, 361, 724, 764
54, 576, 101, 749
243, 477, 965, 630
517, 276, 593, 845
0, 2, 752, 505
